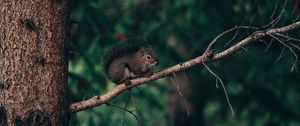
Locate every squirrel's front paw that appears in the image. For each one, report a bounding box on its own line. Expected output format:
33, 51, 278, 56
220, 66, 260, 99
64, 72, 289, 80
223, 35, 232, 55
123, 79, 132, 86
144, 72, 153, 77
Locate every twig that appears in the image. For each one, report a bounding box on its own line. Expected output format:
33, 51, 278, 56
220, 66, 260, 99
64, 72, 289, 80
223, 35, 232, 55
240, 46, 248, 53
259, 39, 269, 46
263, 0, 287, 28
123, 90, 131, 126
267, 33, 298, 71
291, 0, 299, 15
275, 33, 300, 42
289, 43, 300, 50
264, 39, 274, 52
271, 0, 287, 28
203, 63, 234, 116
170, 72, 190, 116
106, 102, 141, 126
294, 15, 300, 23
224, 29, 239, 47
270, 0, 280, 19
248, 0, 260, 25
276, 45, 286, 61
205, 26, 258, 53
134, 87, 158, 107
170, 73, 181, 95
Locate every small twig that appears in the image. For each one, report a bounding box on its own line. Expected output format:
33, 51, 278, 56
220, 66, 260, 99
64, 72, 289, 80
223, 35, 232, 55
171, 72, 180, 95
264, 39, 274, 52
184, 70, 193, 83
259, 39, 269, 46
270, 0, 280, 19
267, 33, 298, 71
203, 63, 235, 116
205, 26, 258, 53
289, 43, 300, 51
170, 72, 190, 116
291, 0, 299, 15
294, 15, 300, 23
240, 46, 248, 53
129, 91, 141, 126
268, 34, 298, 60
224, 30, 239, 47
123, 90, 132, 126
276, 45, 286, 61
263, 0, 287, 29
134, 87, 157, 107
248, 0, 260, 25
106, 102, 141, 126
275, 33, 300, 42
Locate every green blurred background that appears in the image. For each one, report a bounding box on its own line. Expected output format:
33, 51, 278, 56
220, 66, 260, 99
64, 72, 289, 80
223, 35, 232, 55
67, 0, 300, 125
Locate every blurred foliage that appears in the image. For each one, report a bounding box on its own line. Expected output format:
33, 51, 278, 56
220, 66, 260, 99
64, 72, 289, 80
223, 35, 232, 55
68, 0, 300, 125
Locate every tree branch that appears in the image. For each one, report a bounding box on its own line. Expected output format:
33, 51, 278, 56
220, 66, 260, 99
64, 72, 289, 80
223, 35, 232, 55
69, 21, 300, 113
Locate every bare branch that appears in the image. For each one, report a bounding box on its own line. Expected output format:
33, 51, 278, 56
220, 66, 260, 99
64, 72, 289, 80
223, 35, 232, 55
212, 21, 300, 60
205, 26, 258, 53
203, 63, 234, 116
69, 21, 300, 113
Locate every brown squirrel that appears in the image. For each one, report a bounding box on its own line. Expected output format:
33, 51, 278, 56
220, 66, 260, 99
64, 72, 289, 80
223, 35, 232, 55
102, 42, 158, 84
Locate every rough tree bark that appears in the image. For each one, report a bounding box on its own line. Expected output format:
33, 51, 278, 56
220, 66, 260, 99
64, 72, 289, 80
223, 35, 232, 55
0, 0, 70, 125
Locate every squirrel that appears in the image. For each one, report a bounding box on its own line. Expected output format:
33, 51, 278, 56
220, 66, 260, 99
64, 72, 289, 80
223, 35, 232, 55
102, 42, 158, 84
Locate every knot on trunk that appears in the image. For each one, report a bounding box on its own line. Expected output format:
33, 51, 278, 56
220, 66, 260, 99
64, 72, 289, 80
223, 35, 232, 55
0, 81, 10, 91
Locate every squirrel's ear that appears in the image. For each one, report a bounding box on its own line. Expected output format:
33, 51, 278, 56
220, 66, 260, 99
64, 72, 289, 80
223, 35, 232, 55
139, 47, 146, 52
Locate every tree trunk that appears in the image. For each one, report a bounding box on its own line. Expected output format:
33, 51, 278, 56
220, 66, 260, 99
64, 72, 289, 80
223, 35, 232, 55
0, 0, 70, 125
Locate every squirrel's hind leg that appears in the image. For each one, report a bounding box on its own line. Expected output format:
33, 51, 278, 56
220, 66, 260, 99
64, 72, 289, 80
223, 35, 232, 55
120, 67, 139, 86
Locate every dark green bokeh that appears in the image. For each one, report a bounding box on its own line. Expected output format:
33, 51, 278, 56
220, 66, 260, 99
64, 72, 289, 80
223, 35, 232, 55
68, 0, 300, 125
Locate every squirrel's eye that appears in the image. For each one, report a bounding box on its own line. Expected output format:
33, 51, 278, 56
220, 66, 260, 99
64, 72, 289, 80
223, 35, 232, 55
146, 55, 152, 60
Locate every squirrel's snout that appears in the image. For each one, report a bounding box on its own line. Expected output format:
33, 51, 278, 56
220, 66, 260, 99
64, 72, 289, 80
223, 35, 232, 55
150, 61, 158, 67
153, 60, 158, 65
